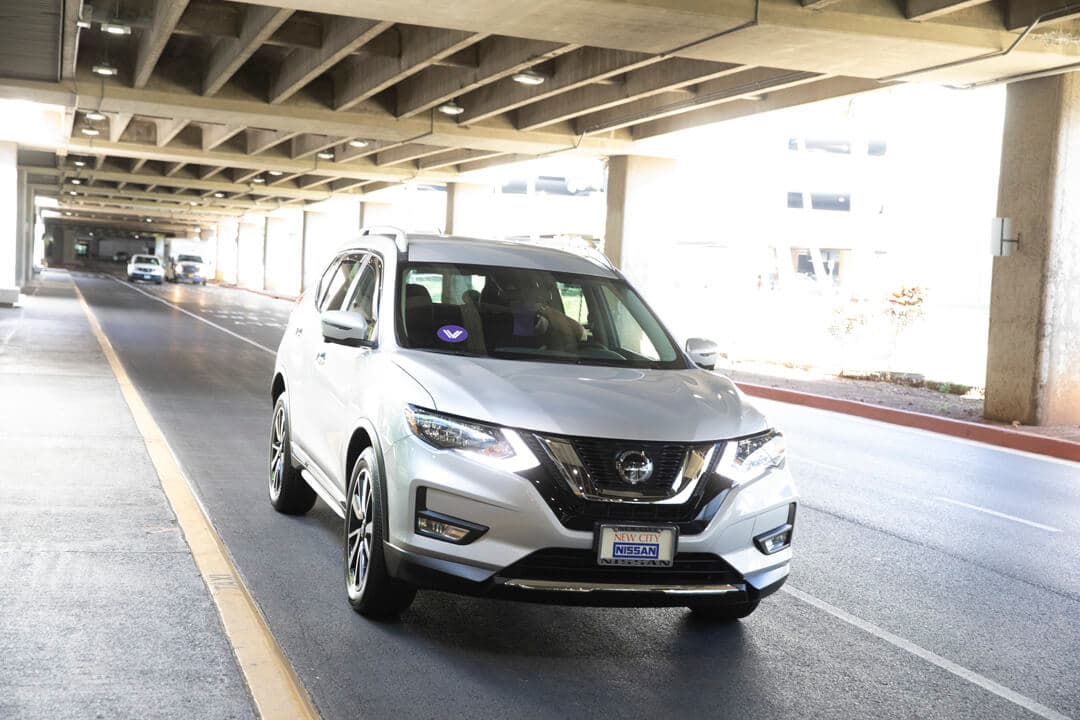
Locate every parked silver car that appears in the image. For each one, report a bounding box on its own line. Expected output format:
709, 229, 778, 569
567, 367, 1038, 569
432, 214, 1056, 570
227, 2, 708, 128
270, 229, 797, 620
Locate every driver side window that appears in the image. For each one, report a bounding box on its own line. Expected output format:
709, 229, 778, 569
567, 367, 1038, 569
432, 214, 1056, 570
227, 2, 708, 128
317, 255, 362, 312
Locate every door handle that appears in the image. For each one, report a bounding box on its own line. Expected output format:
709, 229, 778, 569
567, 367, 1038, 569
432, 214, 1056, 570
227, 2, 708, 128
315, 351, 326, 364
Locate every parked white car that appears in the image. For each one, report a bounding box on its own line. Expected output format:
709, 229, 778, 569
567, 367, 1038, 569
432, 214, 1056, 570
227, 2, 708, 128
166, 254, 208, 285
269, 229, 797, 621
126, 254, 164, 284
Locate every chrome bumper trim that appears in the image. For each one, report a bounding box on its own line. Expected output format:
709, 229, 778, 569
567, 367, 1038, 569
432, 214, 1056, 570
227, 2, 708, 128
502, 579, 745, 594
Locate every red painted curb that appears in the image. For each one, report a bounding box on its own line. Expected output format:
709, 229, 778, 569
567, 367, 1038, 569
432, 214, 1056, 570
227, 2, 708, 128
736, 382, 1080, 463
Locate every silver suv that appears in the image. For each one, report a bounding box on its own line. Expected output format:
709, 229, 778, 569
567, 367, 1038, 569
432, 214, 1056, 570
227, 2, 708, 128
270, 229, 797, 621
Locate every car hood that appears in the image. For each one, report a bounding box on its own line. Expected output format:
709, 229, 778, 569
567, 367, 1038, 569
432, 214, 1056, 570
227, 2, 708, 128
392, 351, 769, 442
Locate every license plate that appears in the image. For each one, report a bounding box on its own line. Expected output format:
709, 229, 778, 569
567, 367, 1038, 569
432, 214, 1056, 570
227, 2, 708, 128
597, 525, 676, 567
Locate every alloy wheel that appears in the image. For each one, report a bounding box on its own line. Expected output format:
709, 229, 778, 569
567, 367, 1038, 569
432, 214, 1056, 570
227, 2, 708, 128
269, 403, 286, 499
346, 468, 373, 598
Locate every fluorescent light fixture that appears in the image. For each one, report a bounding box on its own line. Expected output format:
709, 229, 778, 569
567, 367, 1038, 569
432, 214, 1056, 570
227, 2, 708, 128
145, 218, 152, 223
80, 127, 100, 136
744, 94, 766, 101
92, 64, 118, 77
252, 177, 266, 184
64, 211, 73, 216
437, 100, 464, 116
347, 139, 370, 148
73, 160, 87, 167
68, 191, 78, 196
317, 151, 334, 160
71, 179, 82, 185
85, 111, 107, 121
511, 70, 545, 86
101, 22, 131, 35
189, 201, 198, 206
213, 192, 224, 198
268, 170, 284, 176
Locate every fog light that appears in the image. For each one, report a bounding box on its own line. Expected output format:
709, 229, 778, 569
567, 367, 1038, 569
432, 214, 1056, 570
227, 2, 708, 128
754, 524, 792, 555
415, 508, 487, 545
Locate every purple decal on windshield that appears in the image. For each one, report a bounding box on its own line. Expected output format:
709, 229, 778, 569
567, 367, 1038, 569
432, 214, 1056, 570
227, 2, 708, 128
437, 325, 468, 343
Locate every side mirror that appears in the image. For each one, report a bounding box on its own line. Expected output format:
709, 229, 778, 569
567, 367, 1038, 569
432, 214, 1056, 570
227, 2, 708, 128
685, 337, 721, 370
321, 310, 373, 347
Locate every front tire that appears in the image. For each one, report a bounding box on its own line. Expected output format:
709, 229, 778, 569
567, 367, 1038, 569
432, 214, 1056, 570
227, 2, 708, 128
268, 393, 316, 515
687, 600, 759, 622
345, 447, 415, 618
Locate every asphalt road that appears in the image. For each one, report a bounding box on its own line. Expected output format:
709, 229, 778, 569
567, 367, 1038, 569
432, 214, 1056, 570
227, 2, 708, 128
72, 271, 1080, 720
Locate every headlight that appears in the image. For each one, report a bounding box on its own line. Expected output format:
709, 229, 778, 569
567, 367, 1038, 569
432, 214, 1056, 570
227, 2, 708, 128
404, 406, 537, 470
717, 429, 786, 485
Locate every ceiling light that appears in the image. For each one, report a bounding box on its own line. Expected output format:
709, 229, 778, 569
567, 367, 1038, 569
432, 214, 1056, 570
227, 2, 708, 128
64, 211, 73, 216
347, 139, 370, 149
85, 111, 107, 121
189, 201, 198, 206
268, 170, 283, 176
73, 160, 87, 167
512, 70, 546, 86
100, 22, 132, 35
80, 127, 101, 136
317, 151, 334, 160
252, 177, 266, 184
145, 218, 152, 223
68, 191, 78, 195
437, 100, 464, 116
92, 64, 118, 77
71, 179, 82, 185
213, 192, 224, 198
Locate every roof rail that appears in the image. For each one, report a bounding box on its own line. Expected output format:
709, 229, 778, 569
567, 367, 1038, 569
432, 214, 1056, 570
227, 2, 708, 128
360, 225, 408, 254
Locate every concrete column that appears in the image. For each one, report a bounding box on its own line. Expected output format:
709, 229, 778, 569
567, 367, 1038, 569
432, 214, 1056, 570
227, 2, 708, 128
604, 155, 682, 269
0, 141, 19, 306
985, 74, 1080, 425
444, 182, 489, 236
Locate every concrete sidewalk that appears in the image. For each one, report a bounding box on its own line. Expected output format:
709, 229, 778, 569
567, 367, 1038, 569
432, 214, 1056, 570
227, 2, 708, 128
0, 271, 254, 719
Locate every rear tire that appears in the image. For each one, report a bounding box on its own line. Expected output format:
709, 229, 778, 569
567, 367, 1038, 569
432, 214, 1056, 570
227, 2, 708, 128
687, 600, 760, 622
268, 393, 317, 515
344, 447, 416, 618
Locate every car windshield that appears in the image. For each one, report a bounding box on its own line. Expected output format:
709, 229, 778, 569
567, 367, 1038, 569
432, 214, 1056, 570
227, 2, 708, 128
398, 262, 686, 369
177, 255, 202, 263
133, 256, 160, 265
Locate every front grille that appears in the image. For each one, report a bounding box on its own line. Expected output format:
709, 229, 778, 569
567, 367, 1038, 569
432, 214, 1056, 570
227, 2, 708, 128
181, 264, 199, 273
572, 437, 687, 493
500, 548, 744, 585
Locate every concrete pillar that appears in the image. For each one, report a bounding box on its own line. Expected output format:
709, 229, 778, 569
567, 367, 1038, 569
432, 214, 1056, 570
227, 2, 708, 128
985, 74, 1080, 425
0, 141, 19, 306
444, 182, 490, 236
604, 155, 682, 269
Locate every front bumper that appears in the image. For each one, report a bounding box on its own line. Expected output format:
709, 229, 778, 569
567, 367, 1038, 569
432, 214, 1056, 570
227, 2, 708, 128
383, 434, 798, 606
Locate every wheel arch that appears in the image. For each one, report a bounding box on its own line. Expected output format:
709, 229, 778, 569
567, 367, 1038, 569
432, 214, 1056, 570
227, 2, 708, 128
271, 372, 286, 404
346, 420, 391, 542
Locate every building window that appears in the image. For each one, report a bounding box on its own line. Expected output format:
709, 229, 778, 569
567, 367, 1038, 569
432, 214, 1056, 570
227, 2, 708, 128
810, 193, 850, 212
804, 138, 851, 154
786, 191, 804, 209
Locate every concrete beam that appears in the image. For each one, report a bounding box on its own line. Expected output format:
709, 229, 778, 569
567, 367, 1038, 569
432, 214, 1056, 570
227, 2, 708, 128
246, 128, 301, 155
61, 183, 266, 210
109, 114, 135, 143
201, 124, 245, 151
58, 200, 239, 222
269, 18, 393, 104
334, 27, 485, 110
34, 166, 335, 201
631, 75, 884, 140
0, 76, 637, 157
457, 47, 659, 126
1006, 0, 1080, 29
289, 134, 344, 160
155, 118, 189, 147
516, 58, 743, 130
375, 144, 447, 166
577, 67, 823, 134
395, 38, 578, 119
906, 0, 993, 20
135, 0, 191, 89
418, 149, 502, 171
204, 6, 294, 95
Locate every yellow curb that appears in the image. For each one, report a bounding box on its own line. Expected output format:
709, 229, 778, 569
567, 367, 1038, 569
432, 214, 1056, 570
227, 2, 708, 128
73, 282, 320, 720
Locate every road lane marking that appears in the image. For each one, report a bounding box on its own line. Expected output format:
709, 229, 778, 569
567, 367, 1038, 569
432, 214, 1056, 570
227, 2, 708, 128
110, 277, 276, 355
74, 281, 319, 720
783, 585, 1072, 720
932, 496, 1061, 533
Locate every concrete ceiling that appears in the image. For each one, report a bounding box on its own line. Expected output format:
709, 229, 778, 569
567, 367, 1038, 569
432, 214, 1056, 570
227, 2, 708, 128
7, 0, 1080, 228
